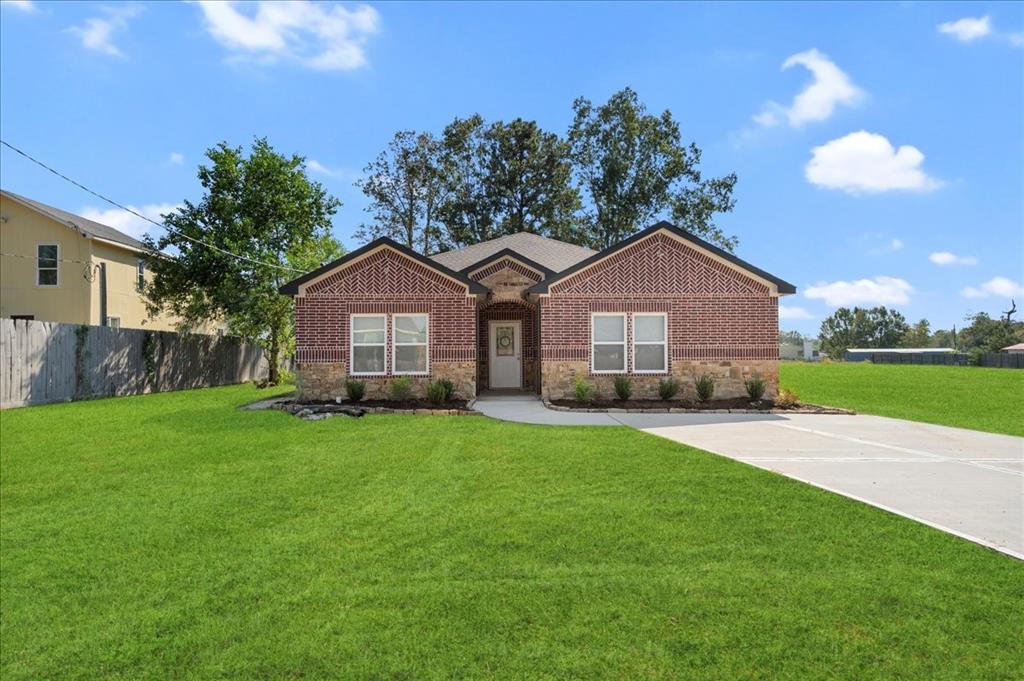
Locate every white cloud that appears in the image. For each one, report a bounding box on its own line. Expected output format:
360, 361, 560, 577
79, 203, 180, 241
168, 152, 184, 165
68, 5, 139, 57
890, 238, 904, 251
753, 49, 862, 128
779, 305, 814, 320
961, 276, 1024, 299
805, 131, 942, 194
805, 276, 913, 307
929, 251, 978, 266
307, 159, 337, 176
196, 1, 380, 71
938, 16, 992, 43
1, 1, 35, 12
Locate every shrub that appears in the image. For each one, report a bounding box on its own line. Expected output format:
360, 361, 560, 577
968, 348, 985, 367
426, 378, 455, 405
775, 388, 800, 408
658, 377, 680, 401
389, 376, 413, 401
612, 375, 632, 401
344, 379, 366, 402
744, 376, 766, 402
695, 374, 715, 402
573, 376, 595, 403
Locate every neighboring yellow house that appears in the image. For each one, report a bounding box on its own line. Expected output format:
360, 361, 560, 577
1, 189, 191, 331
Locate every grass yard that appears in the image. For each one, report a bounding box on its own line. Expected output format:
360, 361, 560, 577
1, 385, 1022, 679
780, 361, 1024, 437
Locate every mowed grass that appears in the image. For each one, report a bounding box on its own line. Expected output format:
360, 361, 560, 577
2, 385, 1022, 680
780, 362, 1024, 436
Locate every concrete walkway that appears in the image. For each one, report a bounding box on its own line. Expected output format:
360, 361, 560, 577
474, 393, 1024, 559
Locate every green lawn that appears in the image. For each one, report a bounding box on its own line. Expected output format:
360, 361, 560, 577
1, 385, 1022, 680
780, 362, 1024, 436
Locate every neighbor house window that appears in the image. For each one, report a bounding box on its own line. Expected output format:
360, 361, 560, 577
350, 314, 386, 375
36, 244, 58, 287
591, 313, 626, 373
393, 314, 429, 375
633, 313, 667, 373
106, 316, 121, 329
137, 260, 145, 291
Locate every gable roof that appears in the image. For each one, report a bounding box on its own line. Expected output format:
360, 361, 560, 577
459, 248, 556, 279
279, 237, 488, 296
431, 232, 595, 274
528, 221, 797, 295
2, 189, 148, 252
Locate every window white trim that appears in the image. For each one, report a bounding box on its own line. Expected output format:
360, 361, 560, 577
35, 242, 59, 288
106, 316, 121, 329
392, 313, 430, 376
632, 312, 668, 374
136, 259, 146, 292
590, 312, 627, 374
349, 313, 387, 376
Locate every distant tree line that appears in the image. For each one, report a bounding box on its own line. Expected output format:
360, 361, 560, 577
784, 303, 1024, 359
355, 88, 739, 254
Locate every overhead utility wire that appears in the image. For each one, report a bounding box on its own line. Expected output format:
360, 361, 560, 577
1, 139, 304, 274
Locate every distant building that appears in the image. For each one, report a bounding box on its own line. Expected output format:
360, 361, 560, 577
780, 338, 822, 361
1001, 343, 1024, 354
844, 347, 955, 362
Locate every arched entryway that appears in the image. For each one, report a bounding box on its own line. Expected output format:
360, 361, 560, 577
478, 297, 539, 392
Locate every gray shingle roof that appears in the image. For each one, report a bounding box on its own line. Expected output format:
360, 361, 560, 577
2, 189, 148, 252
430, 232, 595, 274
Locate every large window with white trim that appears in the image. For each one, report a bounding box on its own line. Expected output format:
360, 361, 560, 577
350, 315, 386, 375
591, 313, 626, 373
633, 313, 667, 373
393, 314, 429, 375
36, 244, 59, 287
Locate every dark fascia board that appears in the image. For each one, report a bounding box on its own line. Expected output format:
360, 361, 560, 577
457, 248, 557, 280
527, 221, 797, 295
279, 237, 488, 295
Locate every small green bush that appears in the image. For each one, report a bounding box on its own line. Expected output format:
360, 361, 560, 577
744, 376, 766, 402
775, 388, 800, 408
612, 375, 632, 401
968, 348, 985, 366
573, 376, 595, 403
426, 378, 455, 405
344, 379, 366, 402
389, 376, 413, 401
695, 374, 716, 402
658, 377, 680, 401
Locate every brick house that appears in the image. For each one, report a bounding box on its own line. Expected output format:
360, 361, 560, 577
281, 222, 795, 401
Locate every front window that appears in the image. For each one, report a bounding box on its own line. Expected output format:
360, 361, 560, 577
351, 315, 386, 375
37, 244, 58, 287
633, 313, 667, 373
393, 314, 429, 374
592, 313, 626, 373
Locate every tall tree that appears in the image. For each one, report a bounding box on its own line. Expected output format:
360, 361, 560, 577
900, 319, 931, 348
355, 131, 447, 255
959, 311, 1022, 352
568, 87, 738, 250
436, 115, 495, 247
143, 138, 342, 384
817, 306, 910, 357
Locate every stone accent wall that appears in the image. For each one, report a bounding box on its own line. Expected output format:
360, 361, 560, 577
297, 361, 476, 401
541, 359, 779, 401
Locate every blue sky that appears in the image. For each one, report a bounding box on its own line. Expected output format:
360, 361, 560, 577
2, 1, 1022, 335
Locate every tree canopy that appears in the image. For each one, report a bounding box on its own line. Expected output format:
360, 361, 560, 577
818, 306, 910, 358
143, 138, 343, 383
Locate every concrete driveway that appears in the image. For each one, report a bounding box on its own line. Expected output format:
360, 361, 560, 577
474, 395, 1024, 558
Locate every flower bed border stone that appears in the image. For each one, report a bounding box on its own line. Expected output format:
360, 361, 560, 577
542, 399, 853, 416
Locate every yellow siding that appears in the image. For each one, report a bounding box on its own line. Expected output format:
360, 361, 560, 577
0, 197, 92, 324
1, 194, 190, 330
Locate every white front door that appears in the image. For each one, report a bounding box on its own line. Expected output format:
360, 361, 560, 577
489, 320, 522, 389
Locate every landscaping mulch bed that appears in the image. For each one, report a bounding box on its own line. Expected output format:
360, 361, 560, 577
273, 398, 477, 420
547, 398, 853, 415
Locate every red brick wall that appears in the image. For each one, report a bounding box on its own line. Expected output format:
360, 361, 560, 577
477, 299, 539, 390
540, 232, 779, 369
295, 247, 477, 371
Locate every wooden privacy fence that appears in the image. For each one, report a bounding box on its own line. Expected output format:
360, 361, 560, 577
864, 352, 1024, 369
0, 319, 268, 409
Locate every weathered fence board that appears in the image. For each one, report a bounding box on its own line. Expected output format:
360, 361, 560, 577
0, 319, 268, 408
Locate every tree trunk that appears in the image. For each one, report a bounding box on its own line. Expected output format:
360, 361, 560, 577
267, 334, 280, 385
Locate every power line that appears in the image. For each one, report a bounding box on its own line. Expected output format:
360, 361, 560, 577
1, 139, 304, 274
